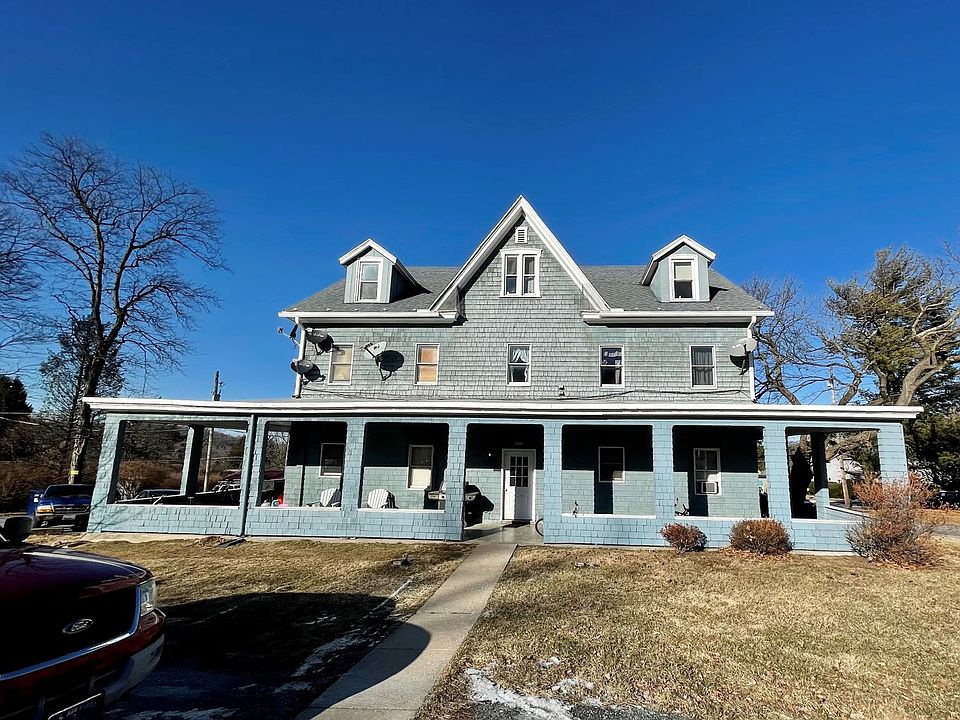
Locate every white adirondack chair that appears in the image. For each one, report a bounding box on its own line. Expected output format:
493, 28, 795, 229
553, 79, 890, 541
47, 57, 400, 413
318, 487, 341, 507
367, 488, 396, 509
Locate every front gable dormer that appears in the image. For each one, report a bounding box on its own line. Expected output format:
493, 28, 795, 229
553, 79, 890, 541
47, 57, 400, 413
641, 235, 716, 303
338, 238, 421, 304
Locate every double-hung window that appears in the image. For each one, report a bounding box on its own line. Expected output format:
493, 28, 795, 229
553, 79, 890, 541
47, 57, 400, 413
599, 346, 624, 386
690, 345, 716, 388
415, 343, 440, 384
319, 443, 345, 477
694, 448, 721, 495
598, 446, 625, 483
502, 251, 539, 297
407, 445, 434, 490
507, 344, 531, 385
329, 344, 354, 384
670, 258, 696, 301
357, 261, 381, 301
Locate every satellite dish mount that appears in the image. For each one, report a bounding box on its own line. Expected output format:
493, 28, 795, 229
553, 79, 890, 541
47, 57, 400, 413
363, 341, 392, 381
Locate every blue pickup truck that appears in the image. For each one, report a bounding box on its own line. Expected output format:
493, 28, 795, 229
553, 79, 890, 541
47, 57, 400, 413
27, 484, 95, 529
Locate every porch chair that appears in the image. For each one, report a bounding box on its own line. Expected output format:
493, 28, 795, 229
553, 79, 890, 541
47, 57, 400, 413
317, 487, 342, 507
367, 488, 396, 509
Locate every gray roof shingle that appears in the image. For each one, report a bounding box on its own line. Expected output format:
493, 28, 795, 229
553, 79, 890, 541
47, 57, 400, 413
283, 265, 768, 314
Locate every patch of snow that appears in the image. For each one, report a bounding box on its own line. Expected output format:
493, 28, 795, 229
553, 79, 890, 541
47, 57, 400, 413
372, 577, 412, 613
539, 656, 562, 668
121, 709, 235, 720
466, 668, 575, 720
292, 629, 368, 678
551, 677, 595, 694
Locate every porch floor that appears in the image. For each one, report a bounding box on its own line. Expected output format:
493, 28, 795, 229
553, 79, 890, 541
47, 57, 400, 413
464, 521, 543, 545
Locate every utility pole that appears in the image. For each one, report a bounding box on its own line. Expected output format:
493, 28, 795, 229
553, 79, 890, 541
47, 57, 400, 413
828, 369, 837, 404
202, 371, 222, 491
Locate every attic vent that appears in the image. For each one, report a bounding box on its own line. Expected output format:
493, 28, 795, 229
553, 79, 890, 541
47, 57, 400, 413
514, 226, 528, 244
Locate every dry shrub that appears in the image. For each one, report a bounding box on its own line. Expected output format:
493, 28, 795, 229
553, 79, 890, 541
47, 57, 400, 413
729, 519, 792, 555
847, 472, 940, 566
660, 523, 707, 553
0, 463, 60, 513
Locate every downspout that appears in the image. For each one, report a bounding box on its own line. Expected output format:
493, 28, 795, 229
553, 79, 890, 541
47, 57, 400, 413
747, 314, 758, 402
293, 317, 305, 398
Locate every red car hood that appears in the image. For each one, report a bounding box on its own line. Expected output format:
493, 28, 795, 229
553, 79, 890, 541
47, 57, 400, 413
0, 544, 149, 603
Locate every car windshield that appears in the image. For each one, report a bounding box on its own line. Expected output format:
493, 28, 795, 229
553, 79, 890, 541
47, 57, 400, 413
43, 484, 94, 497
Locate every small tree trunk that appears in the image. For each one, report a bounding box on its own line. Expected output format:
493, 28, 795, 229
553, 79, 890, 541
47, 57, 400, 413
68, 401, 92, 482
840, 462, 851, 508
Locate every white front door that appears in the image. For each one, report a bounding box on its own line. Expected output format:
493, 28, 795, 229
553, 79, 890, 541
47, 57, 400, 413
502, 449, 535, 521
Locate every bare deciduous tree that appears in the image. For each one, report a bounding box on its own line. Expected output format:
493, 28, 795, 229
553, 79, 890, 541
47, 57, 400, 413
0, 206, 44, 370
0, 134, 225, 480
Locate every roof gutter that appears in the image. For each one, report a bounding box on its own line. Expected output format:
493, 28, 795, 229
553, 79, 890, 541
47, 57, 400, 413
581, 309, 775, 325
277, 310, 458, 326
83, 396, 922, 422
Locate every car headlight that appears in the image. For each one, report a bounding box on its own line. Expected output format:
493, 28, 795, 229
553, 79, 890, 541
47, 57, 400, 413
139, 578, 158, 617
36, 505, 53, 513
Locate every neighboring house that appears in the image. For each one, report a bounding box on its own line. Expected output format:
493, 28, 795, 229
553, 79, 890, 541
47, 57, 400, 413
85, 197, 919, 550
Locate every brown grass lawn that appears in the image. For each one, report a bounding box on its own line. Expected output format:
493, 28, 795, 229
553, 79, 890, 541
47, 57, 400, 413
58, 537, 470, 718
927, 508, 960, 527
421, 540, 960, 720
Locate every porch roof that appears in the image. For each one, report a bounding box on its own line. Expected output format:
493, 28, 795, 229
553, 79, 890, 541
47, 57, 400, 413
83, 396, 921, 424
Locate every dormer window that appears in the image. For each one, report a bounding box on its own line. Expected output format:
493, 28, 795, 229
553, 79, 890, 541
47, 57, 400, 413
670, 258, 698, 301
502, 250, 540, 297
357, 260, 382, 302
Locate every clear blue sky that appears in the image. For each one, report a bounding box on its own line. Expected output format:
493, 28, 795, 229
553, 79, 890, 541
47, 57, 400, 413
2, 1, 958, 403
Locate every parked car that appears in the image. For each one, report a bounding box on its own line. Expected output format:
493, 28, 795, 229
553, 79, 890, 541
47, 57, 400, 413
134, 489, 180, 500
0, 515, 165, 719
27, 484, 95, 529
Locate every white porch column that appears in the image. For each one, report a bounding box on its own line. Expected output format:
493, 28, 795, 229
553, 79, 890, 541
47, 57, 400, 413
653, 421, 675, 521
811, 432, 830, 517
762, 423, 792, 524
180, 425, 205, 495
340, 418, 367, 530
442, 420, 468, 537
877, 422, 909, 482
238, 415, 262, 535
541, 421, 563, 543
89, 415, 127, 531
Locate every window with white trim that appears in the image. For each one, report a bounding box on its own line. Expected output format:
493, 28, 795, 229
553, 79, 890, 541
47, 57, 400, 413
507, 344, 531, 385
599, 346, 623, 386
407, 445, 434, 489
357, 261, 381, 301
329, 344, 354, 384
670, 258, 696, 301
694, 448, 721, 495
690, 345, 715, 387
415, 343, 440, 384
598, 446, 625, 483
502, 252, 539, 296
320, 443, 345, 476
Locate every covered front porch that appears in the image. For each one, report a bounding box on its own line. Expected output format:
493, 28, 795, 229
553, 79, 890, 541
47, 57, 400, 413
85, 398, 919, 551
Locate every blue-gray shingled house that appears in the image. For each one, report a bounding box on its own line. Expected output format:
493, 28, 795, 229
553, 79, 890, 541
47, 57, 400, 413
85, 197, 920, 550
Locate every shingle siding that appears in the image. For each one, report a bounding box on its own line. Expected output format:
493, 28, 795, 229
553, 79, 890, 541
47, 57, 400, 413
299, 222, 755, 402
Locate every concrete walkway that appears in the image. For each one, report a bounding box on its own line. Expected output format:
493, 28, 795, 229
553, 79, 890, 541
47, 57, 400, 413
295, 542, 517, 720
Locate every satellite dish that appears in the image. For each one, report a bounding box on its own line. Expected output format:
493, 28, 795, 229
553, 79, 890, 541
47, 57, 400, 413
729, 343, 747, 357
304, 330, 328, 345
290, 359, 318, 375
365, 341, 387, 359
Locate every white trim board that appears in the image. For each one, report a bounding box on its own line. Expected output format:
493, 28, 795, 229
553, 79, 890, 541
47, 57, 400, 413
640, 234, 717, 285
428, 196, 610, 313
83, 396, 923, 422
